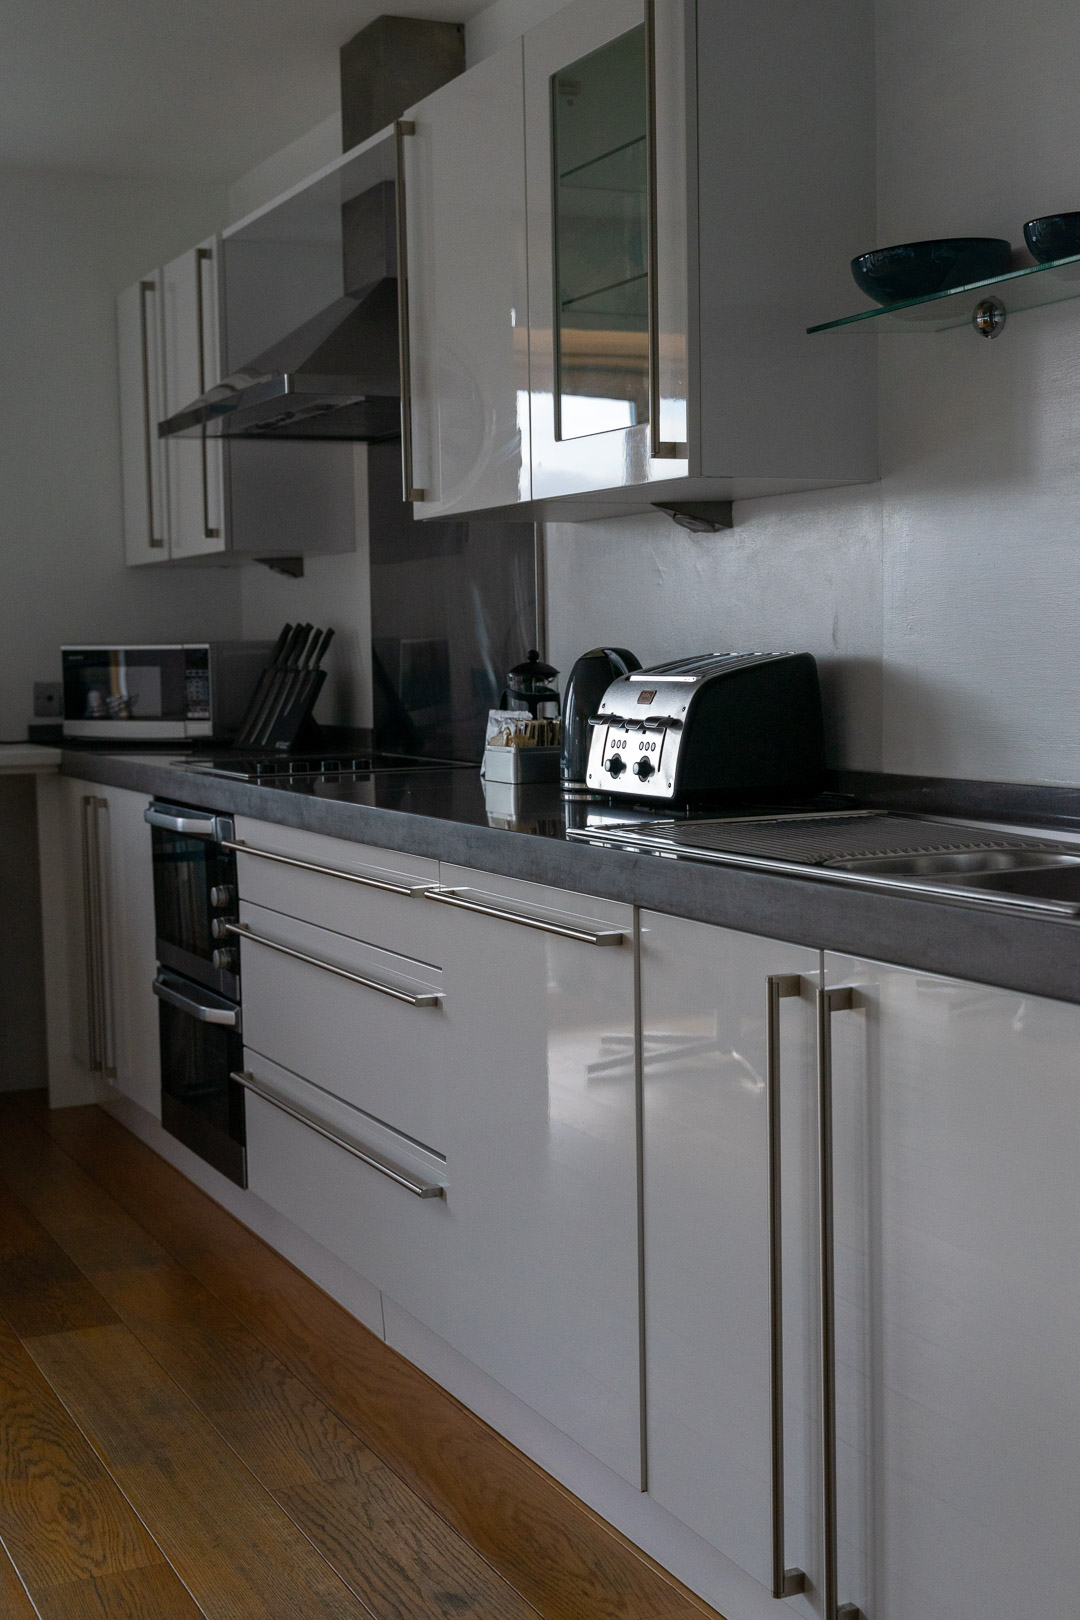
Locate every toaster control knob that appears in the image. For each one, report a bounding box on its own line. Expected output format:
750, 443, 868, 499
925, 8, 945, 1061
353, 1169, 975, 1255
211, 916, 232, 940
633, 757, 655, 780
606, 754, 626, 777
210, 885, 235, 909
212, 946, 237, 973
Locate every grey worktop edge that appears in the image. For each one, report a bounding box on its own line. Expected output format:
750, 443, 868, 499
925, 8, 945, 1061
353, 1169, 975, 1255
63, 751, 1080, 1007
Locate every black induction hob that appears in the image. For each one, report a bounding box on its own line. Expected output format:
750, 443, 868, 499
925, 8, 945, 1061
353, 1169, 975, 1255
181, 751, 475, 783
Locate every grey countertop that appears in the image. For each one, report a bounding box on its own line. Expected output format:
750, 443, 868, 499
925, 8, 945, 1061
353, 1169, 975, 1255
61, 748, 1080, 1006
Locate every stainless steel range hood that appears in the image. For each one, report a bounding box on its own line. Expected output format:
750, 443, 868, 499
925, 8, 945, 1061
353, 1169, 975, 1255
159, 279, 401, 441
159, 175, 402, 442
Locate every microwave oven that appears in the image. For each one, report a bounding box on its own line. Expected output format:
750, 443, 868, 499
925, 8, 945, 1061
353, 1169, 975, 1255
61, 642, 274, 741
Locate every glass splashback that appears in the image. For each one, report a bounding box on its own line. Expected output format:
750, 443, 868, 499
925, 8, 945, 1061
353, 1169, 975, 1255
551, 25, 649, 442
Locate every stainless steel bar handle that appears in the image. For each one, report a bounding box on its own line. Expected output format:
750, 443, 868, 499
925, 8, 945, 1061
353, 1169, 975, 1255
425, 887, 626, 946
644, 0, 680, 461
231, 1071, 445, 1199
153, 974, 241, 1028
195, 246, 220, 541
766, 973, 807, 1601
80, 796, 103, 1073
222, 839, 430, 897
225, 922, 441, 1007
144, 805, 218, 838
138, 279, 166, 548
92, 797, 118, 1080
816, 984, 863, 1620
394, 118, 426, 502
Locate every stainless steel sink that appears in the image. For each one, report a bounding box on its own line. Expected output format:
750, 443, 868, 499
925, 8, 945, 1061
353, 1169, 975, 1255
829, 850, 1080, 879
568, 810, 1080, 917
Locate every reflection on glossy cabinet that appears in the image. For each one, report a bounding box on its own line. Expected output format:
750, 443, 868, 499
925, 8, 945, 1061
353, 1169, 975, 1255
427, 865, 642, 1485
824, 954, 1080, 1620
640, 911, 820, 1608
404, 41, 531, 515
162, 238, 227, 558
117, 271, 170, 564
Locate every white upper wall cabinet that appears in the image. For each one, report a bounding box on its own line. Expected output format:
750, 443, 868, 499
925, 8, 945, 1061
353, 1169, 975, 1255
117, 270, 170, 564
402, 0, 876, 520
404, 41, 531, 517
162, 238, 228, 559
525, 0, 877, 512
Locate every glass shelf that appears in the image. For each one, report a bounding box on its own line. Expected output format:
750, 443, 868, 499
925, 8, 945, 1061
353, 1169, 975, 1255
808, 250, 1080, 334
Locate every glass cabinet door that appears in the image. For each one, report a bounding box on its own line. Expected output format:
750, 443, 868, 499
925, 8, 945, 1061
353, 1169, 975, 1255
551, 25, 648, 442
525, 0, 689, 501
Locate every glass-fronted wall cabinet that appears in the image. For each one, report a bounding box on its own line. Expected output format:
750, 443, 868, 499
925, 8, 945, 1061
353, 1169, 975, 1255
526, 0, 877, 511
402, 0, 877, 521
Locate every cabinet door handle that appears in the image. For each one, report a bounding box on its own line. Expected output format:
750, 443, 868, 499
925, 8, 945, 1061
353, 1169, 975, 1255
225, 922, 441, 1006
81, 796, 103, 1073
816, 985, 865, 1620
425, 886, 626, 945
138, 279, 166, 548
82, 796, 116, 1080
222, 839, 431, 897
231, 1070, 445, 1199
394, 118, 426, 502
195, 245, 221, 541
644, 0, 683, 461
766, 973, 807, 1601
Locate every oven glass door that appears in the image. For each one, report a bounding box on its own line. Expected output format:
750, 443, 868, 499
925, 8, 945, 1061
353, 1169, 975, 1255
156, 972, 246, 1187
150, 812, 237, 995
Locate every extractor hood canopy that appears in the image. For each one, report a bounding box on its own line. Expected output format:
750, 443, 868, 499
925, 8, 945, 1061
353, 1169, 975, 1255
159, 279, 401, 441
159, 132, 405, 443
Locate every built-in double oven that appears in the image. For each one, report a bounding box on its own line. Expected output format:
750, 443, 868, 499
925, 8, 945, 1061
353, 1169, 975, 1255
145, 800, 247, 1186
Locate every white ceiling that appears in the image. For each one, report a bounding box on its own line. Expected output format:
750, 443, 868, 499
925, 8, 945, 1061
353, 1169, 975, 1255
0, 1, 489, 184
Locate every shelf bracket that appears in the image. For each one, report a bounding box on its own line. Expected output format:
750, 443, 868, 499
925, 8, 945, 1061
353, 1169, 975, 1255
973, 297, 1007, 338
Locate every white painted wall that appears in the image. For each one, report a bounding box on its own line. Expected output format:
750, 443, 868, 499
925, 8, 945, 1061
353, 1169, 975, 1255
548, 0, 1080, 787
0, 166, 239, 740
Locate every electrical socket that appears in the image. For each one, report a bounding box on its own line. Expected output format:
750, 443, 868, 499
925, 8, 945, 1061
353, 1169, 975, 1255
33, 682, 63, 719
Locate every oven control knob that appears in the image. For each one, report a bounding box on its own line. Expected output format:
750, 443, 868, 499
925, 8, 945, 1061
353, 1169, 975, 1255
210, 885, 235, 909
212, 946, 237, 973
606, 754, 626, 777
211, 916, 231, 940
633, 757, 655, 780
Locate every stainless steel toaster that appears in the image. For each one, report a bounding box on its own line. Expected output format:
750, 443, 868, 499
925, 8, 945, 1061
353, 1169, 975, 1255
584, 652, 826, 803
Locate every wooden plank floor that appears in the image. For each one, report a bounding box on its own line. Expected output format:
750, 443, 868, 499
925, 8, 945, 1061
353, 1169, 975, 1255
0, 1092, 721, 1620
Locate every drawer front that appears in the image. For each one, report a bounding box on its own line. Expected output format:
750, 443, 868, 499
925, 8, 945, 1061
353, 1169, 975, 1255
243, 1053, 451, 1310
238, 900, 446, 1147
232, 816, 439, 960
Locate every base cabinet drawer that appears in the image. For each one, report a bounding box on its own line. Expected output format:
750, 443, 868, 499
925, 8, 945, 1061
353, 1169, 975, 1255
237, 900, 445, 1148
243, 1054, 451, 1314
231, 817, 439, 959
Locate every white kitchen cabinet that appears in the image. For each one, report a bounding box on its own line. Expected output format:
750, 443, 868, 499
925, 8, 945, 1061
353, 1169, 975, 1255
58, 778, 159, 1114
640, 911, 820, 1609
117, 270, 170, 563
161, 237, 227, 559
403, 40, 531, 515
424, 865, 642, 1485
521, 0, 876, 511
820, 955, 1080, 1620
237, 899, 445, 1149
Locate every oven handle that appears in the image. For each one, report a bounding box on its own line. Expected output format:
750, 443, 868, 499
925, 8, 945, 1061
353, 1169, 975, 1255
153, 972, 241, 1029
145, 804, 220, 838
